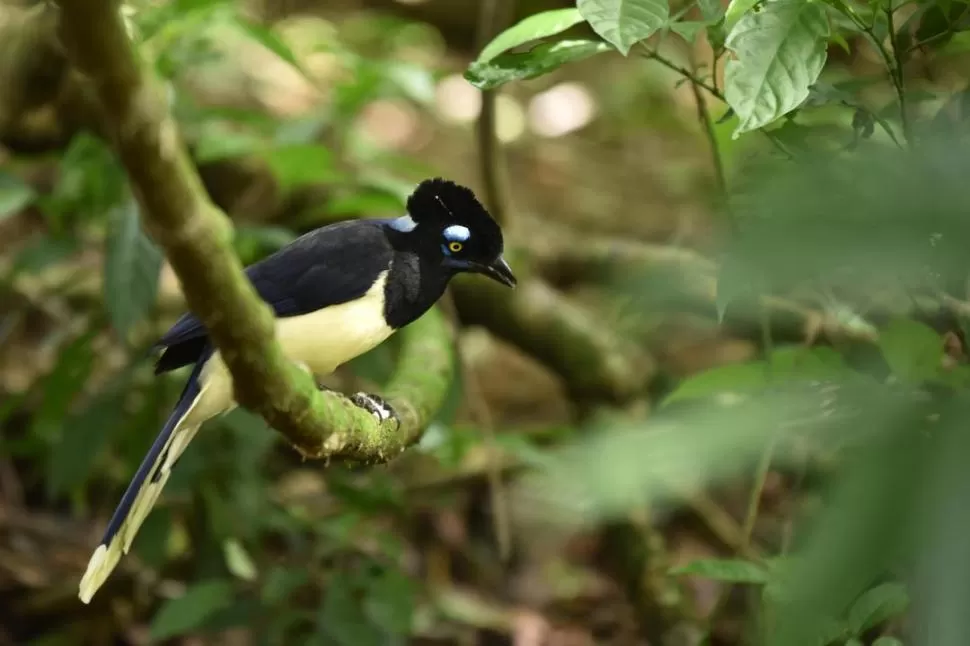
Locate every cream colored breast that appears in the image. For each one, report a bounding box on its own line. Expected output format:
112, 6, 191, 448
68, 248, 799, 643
194, 271, 395, 420
274, 269, 395, 376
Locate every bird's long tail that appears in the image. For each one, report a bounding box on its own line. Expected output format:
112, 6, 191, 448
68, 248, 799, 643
78, 361, 209, 604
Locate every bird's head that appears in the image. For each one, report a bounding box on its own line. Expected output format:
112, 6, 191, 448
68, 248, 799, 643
388, 178, 516, 288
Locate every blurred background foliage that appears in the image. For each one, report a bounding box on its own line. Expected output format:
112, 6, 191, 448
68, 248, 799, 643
2, 0, 970, 644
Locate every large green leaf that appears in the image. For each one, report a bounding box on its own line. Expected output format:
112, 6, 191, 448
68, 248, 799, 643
663, 347, 847, 406
844, 582, 909, 636
319, 570, 385, 646
663, 361, 769, 405
465, 40, 612, 90
577, 0, 669, 55
30, 330, 98, 446
47, 388, 126, 497
878, 318, 943, 383
724, 0, 830, 136
513, 382, 898, 534
476, 8, 585, 62
104, 199, 164, 338
150, 579, 236, 641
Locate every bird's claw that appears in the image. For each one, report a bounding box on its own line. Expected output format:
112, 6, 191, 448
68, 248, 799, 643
350, 392, 398, 425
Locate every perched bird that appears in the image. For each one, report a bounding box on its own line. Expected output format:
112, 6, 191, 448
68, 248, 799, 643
78, 178, 515, 603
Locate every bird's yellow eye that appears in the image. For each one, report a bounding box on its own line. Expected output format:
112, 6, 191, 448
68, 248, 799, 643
448, 241, 463, 253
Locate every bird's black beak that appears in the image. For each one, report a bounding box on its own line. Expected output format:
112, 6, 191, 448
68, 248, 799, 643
476, 255, 517, 288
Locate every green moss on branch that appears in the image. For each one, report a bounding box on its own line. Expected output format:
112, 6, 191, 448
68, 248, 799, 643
53, 0, 453, 462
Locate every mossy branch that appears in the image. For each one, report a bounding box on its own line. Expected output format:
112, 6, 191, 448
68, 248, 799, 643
53, 0, 454, 462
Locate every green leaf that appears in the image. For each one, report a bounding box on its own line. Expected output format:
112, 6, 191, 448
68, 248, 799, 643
724, 0, 830, 136
670, 20, 710, 43
663, 361, 769, 405
577, 0, 669, 55
319, 571, 385, 646
464, 40, 613, 90
724, 0, 761, 32
149, 579, 236, 641
103, 199, 163, 338
31, 330, 97, 445
845, 582, 909, 635
669, 558, 770, 583
223, 539, 258, 581
0, 171, 36, 221
768, 346, 849, 380
261, 144, 338, 191
516, 384, 893, 534
233, 19, 306, 74
476, 8, 585, 62
878, 318, 943, 383
698, 0, 727, 21
364, 566, 416, 638
47, 388, 126, 496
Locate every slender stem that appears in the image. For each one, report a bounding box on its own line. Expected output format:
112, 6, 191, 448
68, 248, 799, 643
686, 49, 735, 234
742, 440, 775, 547
474, 0, 512, 224
832, 0, 911, 146
742, 306, 776, 546
687, 54, 728, 198
644, 47, 721, 98
883, 5, 912, 146
904, 5, 970, 55
640, 46, 794, 159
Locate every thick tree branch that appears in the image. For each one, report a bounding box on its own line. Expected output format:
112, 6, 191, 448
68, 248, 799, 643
53, 0, 454, 461
451, 267, 656, 403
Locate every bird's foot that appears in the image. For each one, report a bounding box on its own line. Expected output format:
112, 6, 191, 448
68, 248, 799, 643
350, 392, 398, 425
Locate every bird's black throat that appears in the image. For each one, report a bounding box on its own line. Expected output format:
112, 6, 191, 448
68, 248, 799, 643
382, 247, 452, 329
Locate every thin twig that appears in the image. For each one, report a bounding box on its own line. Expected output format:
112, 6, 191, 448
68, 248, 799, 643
741, 306, 776, 546
883, 5, 912, 146
832, 0, 911, 147
686, 50, 730, 225
474, 0, 513, 224
903, 5, 970, 55
640, 46, 794, 159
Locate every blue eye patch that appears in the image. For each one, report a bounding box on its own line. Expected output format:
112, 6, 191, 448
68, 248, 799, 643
388, 214, 418, 232
443, 225, 470, 241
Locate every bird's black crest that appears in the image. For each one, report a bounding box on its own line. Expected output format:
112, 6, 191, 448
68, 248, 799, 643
406, 178, 498, 233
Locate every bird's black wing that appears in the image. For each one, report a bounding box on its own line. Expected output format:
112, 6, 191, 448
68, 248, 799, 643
154, 220, 393, 374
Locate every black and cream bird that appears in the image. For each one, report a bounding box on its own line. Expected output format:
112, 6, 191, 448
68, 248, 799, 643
78, 178, 515, 603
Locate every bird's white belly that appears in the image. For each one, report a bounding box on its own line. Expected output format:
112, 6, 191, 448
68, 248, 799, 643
188, 271, 394, 423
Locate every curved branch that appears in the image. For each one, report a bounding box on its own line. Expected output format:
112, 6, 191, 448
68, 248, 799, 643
451, 271, 655, 403
53, 0, 454, 461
